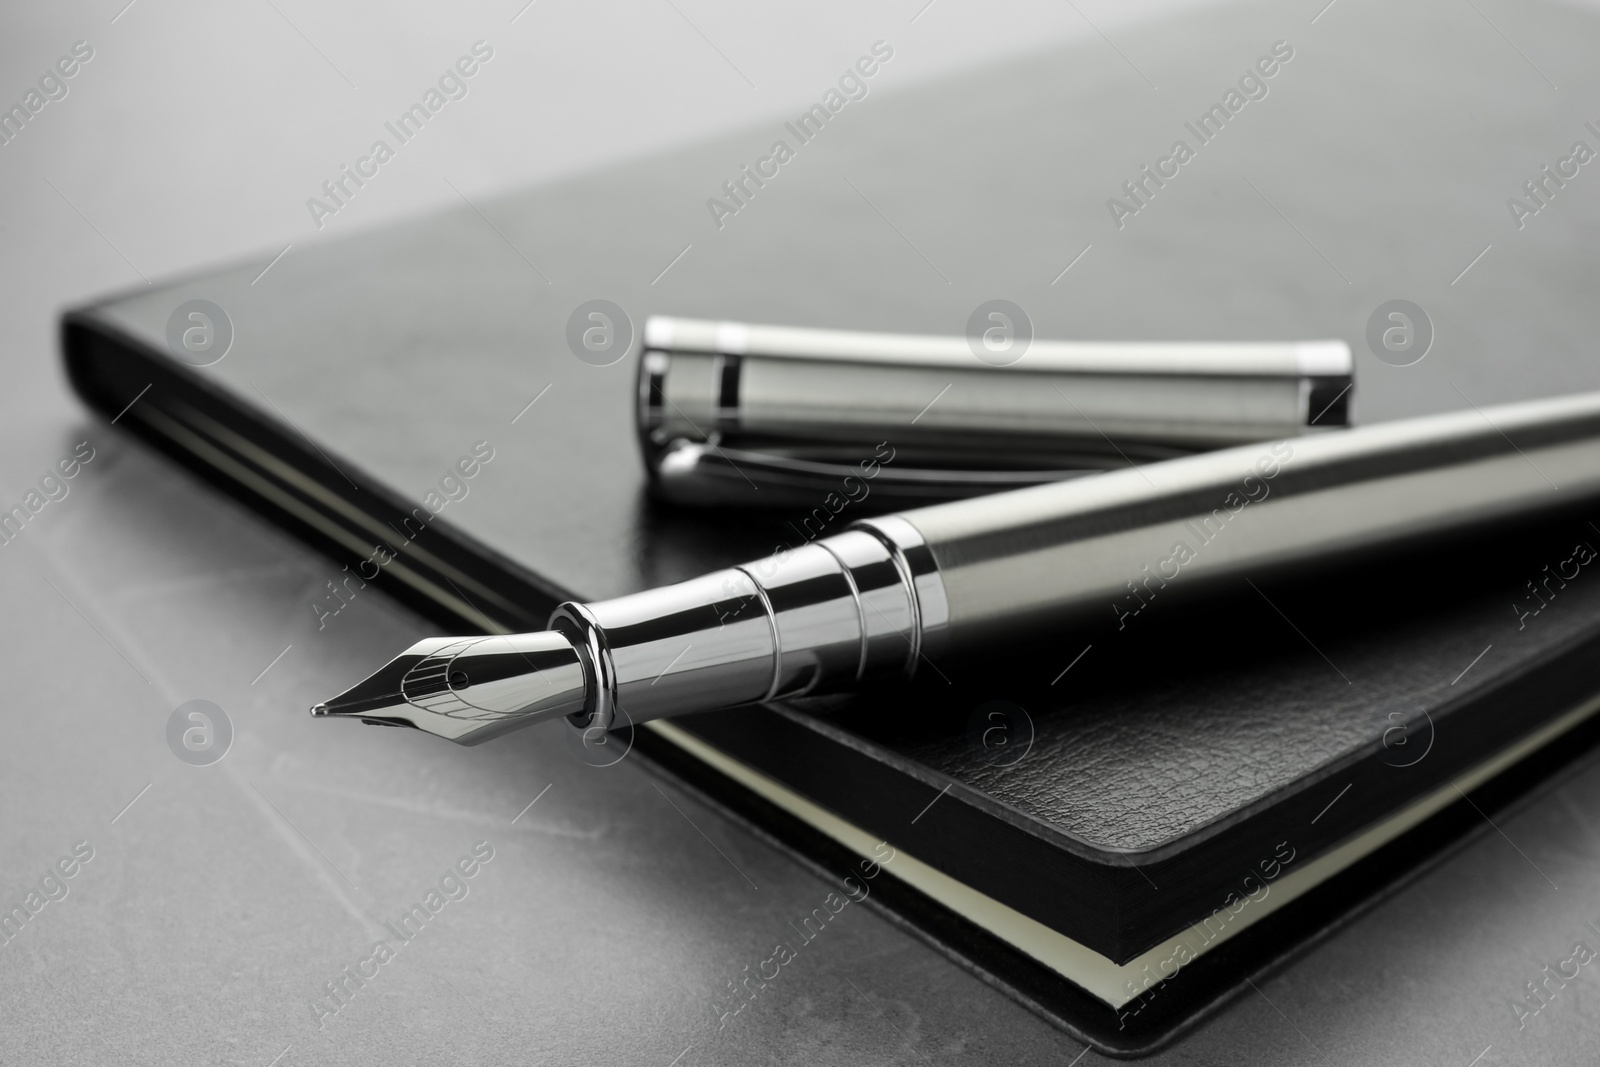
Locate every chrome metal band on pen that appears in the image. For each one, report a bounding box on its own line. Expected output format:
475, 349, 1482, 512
315, 390, 1600, 745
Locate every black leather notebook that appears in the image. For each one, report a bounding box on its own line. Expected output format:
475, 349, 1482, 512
59, 0, 1600, 1053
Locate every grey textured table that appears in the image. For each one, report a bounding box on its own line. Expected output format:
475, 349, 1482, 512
5, 1, 1600, 1063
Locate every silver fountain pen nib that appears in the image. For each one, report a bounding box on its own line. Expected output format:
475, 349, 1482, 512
310, 631, 591, 745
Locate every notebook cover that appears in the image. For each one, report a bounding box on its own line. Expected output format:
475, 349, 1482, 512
58, 0, 1600, 1052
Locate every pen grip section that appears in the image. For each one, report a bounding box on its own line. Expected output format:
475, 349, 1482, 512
745, 532, 921, 697
576, 570, 776, 726
572, 533, 928, 723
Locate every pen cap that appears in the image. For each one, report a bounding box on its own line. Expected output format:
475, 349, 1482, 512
636, 316, 1353, 508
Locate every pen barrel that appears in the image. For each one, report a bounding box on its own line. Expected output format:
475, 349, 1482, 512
568, 391, 1600, 725
893, 392, 1600, 649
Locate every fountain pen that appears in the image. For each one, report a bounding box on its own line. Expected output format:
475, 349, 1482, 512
313, 390, 1600, 745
